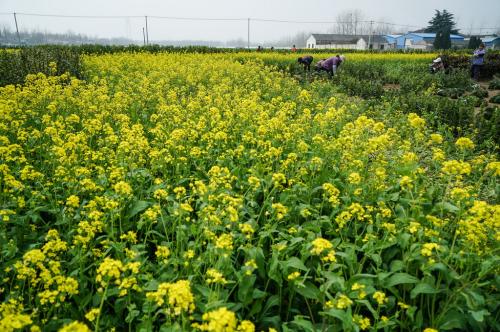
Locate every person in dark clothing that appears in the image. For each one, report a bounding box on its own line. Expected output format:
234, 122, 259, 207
315, 55, 344, 77
471, 43, 486, 81
298, 55, 314, 71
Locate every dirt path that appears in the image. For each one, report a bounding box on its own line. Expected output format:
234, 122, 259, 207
383, 83, 401, 91
478, 81, 499, 108
471, 81, 499, 118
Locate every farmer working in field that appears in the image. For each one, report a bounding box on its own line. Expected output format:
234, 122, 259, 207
315, 55, 345, 77
430, 56, 445, 74
298, 55, 314, 71
471, 43, 486, 81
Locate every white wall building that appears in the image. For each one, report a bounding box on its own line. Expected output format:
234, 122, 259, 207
306, 34, 392, 50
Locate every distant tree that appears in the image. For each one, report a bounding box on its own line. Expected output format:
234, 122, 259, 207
426, 10, 458, 34
442, 28, 451, 49
374, 20, 393, 35
332, 10, 365, 35
468, 36, 482, 49
433, 30, 443, 49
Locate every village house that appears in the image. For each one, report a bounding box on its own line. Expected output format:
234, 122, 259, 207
305, 34, 392, 50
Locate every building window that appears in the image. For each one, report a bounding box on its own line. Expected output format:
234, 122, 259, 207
380, 44, 384, 50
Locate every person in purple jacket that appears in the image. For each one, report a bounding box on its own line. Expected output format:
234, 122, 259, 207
315, 54, 344, 77
471, 43, 486, 81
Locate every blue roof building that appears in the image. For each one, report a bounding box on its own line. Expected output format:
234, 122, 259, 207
387, 32, 465, 49
483, 36, 500, 49
383, 34, 401, 48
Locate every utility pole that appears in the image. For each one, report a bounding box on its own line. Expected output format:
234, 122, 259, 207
368, 20, 373, 49
13, 12, 21, 45
142, 27, 146, 46
351, 13, 353, 35
145, 16, 149, 45
247, 18, 250, 49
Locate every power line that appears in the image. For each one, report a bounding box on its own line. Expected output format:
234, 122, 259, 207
1, 11, 498, 34
9, 12, 143, 19
149, 15, 246, 21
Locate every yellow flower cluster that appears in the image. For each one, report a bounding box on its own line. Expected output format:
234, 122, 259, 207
206, 269, 228, 285
457, 201, 500, 254
192, 307, 254, 332
12, 231, 78, 307
441, 160, 472, 177
421, 243, 440, 257
455, 137, 474, 150
96, 257, 124, 287
58, 321, 91, 332
147, 280, 195, 316
372, 291, 388, 305
310, 237, 336, 263
271, 203, 288, 220
353, 315, 371, 330
408, 113, 426, 129
156, 245, 171, 263
0, 300, 33, 332
326, 294, 353, 309
322, 183, 340, 206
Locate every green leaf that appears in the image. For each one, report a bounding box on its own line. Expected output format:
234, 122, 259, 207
143, 280, 159, 291
268, 254, 282, 284
322, 308, 348, 322
252, 288, 267, 299
410, 283, 438, 299
470, 309, 489, 322
434, 202, 459, 213
290, 316, 315, 332
261, 295, 280, 317
159, 323, 182, 332
439, 310, 465, 330
295, 281, 320, 300
126, 200, 150, 219
238, 275, 256, 305
461, 290, 485, 308
356, 299, 379, 319
249, 247, 266, 278
284, 257, 308, 272
125, 304, 140, 324
386, 273, 419, 287
321, 271, 344, 292
390, 260, 404, 272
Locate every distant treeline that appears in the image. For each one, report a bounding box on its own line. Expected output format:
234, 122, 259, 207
0, 28, 133, 46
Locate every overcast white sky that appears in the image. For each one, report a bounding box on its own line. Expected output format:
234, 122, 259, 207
1, 0, 499, 43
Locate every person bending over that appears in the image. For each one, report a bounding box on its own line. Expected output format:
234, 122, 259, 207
315, 54, 344, 77
298, 55, 314, 71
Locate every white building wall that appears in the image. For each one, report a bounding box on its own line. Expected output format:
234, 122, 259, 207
306, 34, 392, 50
306, 36, 316, 48
314, 43, 359, 49
357, 39, 367, 50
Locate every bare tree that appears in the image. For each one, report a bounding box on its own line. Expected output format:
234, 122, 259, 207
330, 9, 365, 35
374, 20, 393, 35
